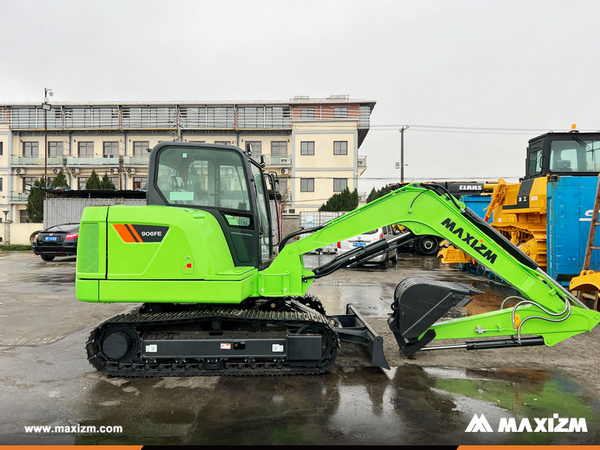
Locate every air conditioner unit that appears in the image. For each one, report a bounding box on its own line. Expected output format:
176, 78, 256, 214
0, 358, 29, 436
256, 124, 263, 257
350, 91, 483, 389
280, 157, 292, 165
109, 168, 118, 174
53, 168, 59, 174
281, 168, 289, 175
71, 168, 80, 175
15, 168, 25, 175
127, 168, 136, 174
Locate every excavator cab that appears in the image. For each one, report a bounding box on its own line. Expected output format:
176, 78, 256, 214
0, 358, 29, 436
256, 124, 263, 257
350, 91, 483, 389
146, 143, 280, 269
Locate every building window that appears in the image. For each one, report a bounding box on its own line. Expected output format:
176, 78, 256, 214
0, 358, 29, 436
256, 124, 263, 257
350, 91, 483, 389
78, 142, 94, 157
333, 141, 348, 155
301, 108, 315, 118
103, 141, 119, 158
333, 178, 348, 192
23, 142, 39, 157
23, 177, 35, 191
246, 141, 262, 155
133, 141, 150, 156
301, 141, 315, 155
215, 141, 230, 145
48, 142, 64, 157
300, 178, 314, 192
133, 177, 147, 190
334, 107, 348, 118
278, 177, 288, 196
271, 141, 288, 156
0, 178, 3, 191
0, 142, 3, 155
20, 210, 29, 223
78, 177, 89, 190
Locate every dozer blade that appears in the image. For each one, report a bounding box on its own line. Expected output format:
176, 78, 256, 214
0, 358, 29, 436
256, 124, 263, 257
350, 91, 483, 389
437, 244, 473, 264
570, 270, 600, 293
387, 277, 483, 357
329, 304, 391, 370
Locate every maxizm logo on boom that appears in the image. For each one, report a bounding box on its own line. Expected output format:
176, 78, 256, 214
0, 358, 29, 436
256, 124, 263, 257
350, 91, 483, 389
441, 218, 498, 264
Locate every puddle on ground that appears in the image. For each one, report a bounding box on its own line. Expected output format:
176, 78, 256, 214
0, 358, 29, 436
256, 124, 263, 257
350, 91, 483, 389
70, 366, 600, 445
33, 273, 76, 284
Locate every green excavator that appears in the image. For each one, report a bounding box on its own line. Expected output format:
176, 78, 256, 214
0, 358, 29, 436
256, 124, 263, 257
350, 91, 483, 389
76, 143, 600, 376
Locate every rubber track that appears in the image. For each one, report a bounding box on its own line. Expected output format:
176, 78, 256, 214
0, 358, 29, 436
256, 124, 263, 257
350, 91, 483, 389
86, 303, 338, 377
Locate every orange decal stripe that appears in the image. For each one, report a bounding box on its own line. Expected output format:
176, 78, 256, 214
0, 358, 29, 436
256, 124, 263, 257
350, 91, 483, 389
128, 224, 143, 243
113, 224, 136, 243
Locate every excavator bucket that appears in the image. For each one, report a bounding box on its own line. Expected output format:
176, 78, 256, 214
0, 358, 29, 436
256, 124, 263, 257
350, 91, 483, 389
388, 277, 483, 356
570, 270, 600, 293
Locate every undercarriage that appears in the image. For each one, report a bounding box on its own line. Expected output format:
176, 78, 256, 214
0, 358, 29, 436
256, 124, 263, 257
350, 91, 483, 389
86, 296, 388, 376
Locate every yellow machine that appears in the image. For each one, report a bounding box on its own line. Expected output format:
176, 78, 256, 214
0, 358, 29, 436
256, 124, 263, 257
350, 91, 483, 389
439, 131, 600, 294
440, 177, 548, 269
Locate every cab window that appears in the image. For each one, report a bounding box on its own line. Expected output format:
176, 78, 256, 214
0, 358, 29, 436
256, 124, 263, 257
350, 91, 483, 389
550, 137, 600, 173
527, 141, 543, 176
156, 146, 250, 211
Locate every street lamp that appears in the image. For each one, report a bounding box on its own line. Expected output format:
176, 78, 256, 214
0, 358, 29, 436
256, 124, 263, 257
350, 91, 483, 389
43, 88, 54, 188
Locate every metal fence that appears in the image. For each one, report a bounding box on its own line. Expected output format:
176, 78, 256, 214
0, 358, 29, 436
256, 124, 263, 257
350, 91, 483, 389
43, 197, 145, 229
299, 211, 345, 254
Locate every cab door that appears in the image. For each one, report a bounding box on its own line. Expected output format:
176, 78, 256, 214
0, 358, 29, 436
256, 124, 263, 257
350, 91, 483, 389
249, 162, 274, 266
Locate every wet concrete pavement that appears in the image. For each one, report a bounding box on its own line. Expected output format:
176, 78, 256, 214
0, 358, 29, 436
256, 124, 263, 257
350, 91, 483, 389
1, 252, 600, 445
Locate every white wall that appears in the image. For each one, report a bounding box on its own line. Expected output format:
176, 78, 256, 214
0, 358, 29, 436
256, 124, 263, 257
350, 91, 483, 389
3, 222, 43, 245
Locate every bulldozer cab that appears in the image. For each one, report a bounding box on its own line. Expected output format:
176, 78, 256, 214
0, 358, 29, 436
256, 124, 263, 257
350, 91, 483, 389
146, 142, 280, 268
524, 132, 600, 180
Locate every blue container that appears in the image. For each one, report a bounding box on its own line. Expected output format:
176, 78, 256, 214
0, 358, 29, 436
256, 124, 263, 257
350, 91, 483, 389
461, 195, 491, 219
547, 176, 600, 283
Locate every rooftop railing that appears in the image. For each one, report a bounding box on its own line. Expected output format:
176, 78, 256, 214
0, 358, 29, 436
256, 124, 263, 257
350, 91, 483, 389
8, 103, 371, 131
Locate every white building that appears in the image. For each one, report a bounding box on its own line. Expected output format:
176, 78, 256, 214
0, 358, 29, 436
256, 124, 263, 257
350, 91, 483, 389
0, 96, 375, 230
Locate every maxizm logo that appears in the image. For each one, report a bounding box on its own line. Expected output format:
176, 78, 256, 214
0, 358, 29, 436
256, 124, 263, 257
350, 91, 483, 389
441, 218, 498, 264
465, 414, 587, 433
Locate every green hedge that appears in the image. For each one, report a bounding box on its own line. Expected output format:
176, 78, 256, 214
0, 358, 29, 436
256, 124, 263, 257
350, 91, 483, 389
0, 245, 33, 251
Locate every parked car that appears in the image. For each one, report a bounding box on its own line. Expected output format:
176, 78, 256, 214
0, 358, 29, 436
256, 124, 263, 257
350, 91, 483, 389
33, 223, 79, 261
336, 226, 398, 268
392, 224, 441, 256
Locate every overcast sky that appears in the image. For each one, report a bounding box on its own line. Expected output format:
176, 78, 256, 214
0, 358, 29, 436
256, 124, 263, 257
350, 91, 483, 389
1, 0, 599, 192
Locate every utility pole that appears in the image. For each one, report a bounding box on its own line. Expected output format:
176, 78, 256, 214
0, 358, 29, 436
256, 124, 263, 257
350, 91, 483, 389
399, 126, 409, 183
42, 88, 54, 188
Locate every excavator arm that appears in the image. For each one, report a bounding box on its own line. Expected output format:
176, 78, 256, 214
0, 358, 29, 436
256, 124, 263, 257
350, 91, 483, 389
261, 183, 600, 355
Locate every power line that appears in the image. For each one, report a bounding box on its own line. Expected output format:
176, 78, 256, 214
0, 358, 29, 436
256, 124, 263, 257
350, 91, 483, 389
372, 124, 551, 131
374, 128, 537, 135
369, 124, 578, 135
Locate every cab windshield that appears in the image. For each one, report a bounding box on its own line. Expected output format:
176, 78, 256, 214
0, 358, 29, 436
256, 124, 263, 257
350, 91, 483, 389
550, 137, 600, 173
156, 146, 251, 212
